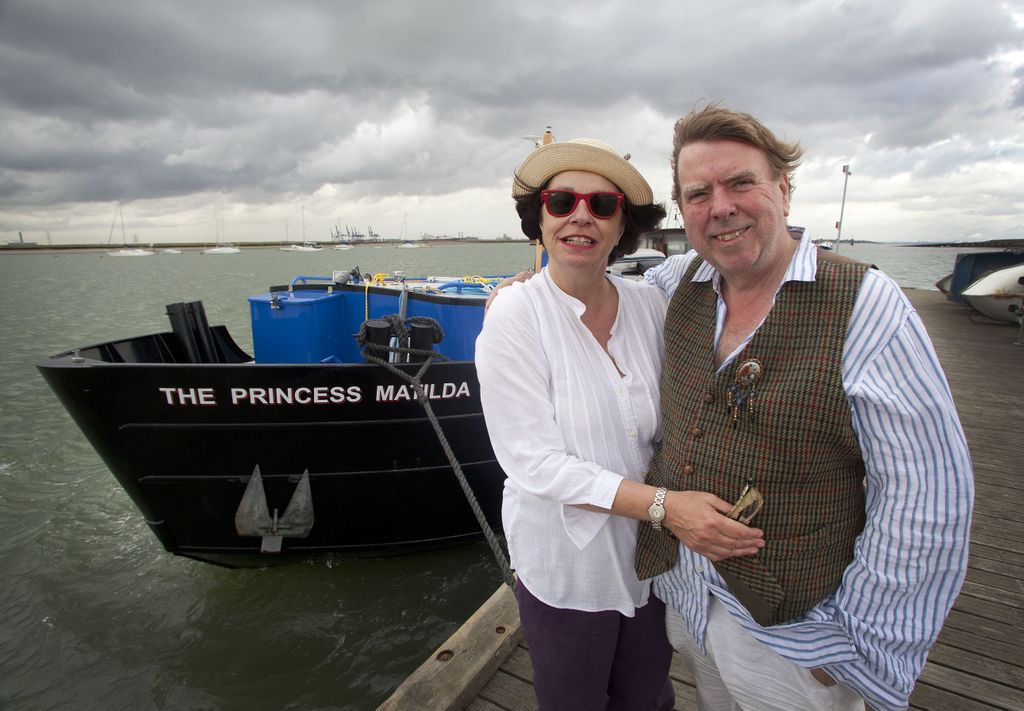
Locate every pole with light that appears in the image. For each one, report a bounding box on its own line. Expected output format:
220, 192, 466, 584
836, 164, 852, 251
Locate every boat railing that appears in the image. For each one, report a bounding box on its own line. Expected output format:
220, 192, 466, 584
290, 275, 336, 288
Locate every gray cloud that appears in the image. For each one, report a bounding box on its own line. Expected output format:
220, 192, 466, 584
0, 0, 1022, 243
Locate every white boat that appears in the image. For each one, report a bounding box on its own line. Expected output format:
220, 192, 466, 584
106, 206, 155, 256
279, 210, 322, 251
204, 206, 240, 254
818, 240, 834, 251
960, 264, 1024, 323
395, 214, 417, 247
162, 248, 183, 255
109, 247, 156, 257
608, 247, 665, 277
332, 243, 353, 251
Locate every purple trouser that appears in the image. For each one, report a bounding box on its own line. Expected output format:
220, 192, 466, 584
516, 582, 675, 711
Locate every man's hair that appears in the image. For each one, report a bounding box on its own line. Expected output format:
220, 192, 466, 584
671, 102, 804, 203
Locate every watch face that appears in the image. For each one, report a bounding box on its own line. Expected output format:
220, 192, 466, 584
649, 504, 665, 522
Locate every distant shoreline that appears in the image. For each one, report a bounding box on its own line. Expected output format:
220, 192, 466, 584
901, 239, 1023, 248
0, 238, 527, 255
2, 237, 1021, 255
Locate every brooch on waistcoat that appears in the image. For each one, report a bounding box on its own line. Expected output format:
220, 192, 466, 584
725, 358, 763, 427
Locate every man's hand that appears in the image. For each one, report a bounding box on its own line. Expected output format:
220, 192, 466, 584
664, 490, 765, 561
485, 271, 534, 311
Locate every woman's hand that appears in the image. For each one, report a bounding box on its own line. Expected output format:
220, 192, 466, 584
663, 490, 765, 561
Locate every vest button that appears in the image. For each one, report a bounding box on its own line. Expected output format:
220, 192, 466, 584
690, 426, 702, 438
684, 465, 694, 475
703, 392, 714, 404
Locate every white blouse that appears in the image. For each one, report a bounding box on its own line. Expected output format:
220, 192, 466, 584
475, 269, 667, 615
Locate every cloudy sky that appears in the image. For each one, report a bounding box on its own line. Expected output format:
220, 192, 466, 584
1, 0, 1022, 246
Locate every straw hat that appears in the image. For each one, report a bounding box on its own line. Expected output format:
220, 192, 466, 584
512, 138, 653, 205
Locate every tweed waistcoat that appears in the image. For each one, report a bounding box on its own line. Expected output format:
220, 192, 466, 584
635, 250, 869, 626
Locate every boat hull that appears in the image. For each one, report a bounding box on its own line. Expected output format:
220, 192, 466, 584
961, 264, 1024, 323
946, 251, 1024, 303
38, 353, 505, 565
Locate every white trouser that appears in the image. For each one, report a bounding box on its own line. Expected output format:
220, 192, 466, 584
666, 598, 865, 711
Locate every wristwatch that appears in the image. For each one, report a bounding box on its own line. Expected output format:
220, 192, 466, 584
648, 487, 667, 530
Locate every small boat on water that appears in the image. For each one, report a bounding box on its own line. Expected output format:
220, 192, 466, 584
279, 242, 324, 252
109, 247, 156, 257
106, 206, 155, 256
960, 263, 1024, 323
202, 245, 242, 254
37, 268, 511, 566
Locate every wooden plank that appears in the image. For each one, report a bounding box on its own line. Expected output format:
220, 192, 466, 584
967, 550, 1024, 580
970, 512, 1024, 536
925, 643, 1024, 690
970, 539, 1024, 568
963, 568, 1024, 598
475, 669, 537, 711
377, 585, 522, 711
942, 609, 1023, 651
957, 579, 1024, 610
670, 678, 699, 710
951, 593, 1024, 626
970, 483, 1024, 511
969, 470, 1021, 490
669, 650, 696, 685
933, 626, 1024, 668
916, 662, 1024, 710
465, 697, 505, 711
909, 681, 1003, 710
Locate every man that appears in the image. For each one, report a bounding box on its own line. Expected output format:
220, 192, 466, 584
634, 104, 973, 711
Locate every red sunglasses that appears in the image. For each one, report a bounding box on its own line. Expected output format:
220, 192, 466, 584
540, 190, 625, 219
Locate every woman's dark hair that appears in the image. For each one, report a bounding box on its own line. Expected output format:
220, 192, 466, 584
515, 187, 666, 264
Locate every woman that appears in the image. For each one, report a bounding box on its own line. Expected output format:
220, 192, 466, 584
474, 138, 674, 710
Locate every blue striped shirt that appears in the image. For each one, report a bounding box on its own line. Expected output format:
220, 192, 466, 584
644, 236, 974, 711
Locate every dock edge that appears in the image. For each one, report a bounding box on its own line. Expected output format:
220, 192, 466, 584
378, 583, 522, 711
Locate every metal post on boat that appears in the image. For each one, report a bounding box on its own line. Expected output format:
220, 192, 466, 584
363, 320, 393, 363
408, 323, 434, 362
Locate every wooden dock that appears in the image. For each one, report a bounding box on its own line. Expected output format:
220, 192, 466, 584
379, 289, 1024, 711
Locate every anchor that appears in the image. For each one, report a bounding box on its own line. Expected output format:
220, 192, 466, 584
234, 465, 315, 553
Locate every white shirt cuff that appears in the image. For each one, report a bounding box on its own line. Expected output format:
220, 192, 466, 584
560, 471, 623, 549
